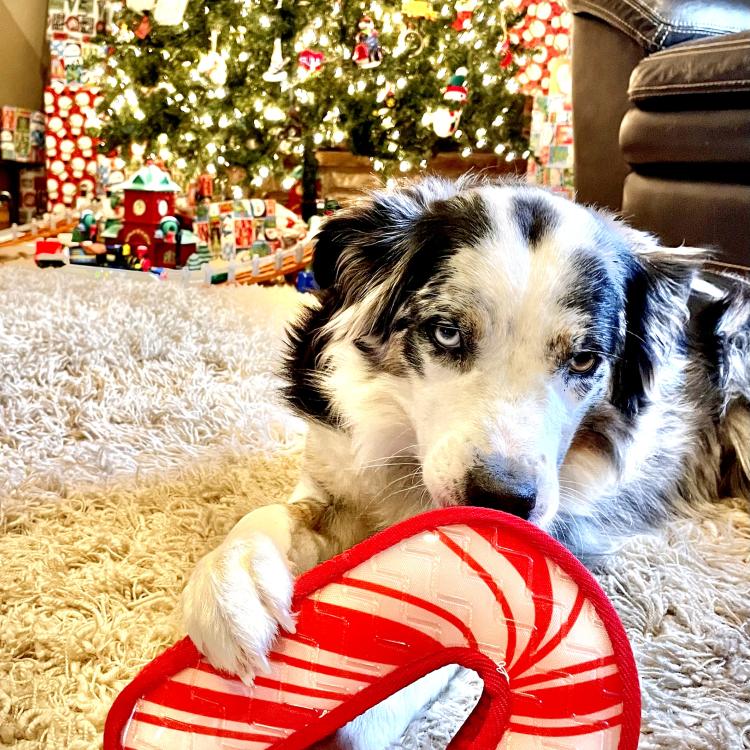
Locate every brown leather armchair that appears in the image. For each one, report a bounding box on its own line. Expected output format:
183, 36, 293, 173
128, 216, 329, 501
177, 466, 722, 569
569, 0, 750, 267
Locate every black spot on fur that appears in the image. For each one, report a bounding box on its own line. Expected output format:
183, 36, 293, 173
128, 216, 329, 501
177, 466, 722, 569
559, 252, 621, 356
687, 289, 730, 390
281, 292, 338, 427
611, 253, 695, 419
313, 187, 492, 338
372, 192, 491, 337
511, 193, 559, 247
402, 331, 424, 375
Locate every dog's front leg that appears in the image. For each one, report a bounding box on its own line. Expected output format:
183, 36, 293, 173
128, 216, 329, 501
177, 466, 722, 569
320, 665, 460, 750
182, 475, 335, 683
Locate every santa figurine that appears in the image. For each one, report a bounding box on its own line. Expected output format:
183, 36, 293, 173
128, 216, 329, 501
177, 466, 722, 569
353, 17, 382, 68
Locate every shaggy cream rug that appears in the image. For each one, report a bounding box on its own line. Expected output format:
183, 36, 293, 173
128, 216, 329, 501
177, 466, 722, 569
0, 263, 748, 750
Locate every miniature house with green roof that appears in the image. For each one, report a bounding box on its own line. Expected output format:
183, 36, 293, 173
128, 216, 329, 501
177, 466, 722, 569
102, 163, 197, 268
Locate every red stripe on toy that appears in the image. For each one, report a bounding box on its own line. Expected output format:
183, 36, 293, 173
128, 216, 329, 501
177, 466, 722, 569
473, 525, 555, 671
512, 671, 624, 719
338, 576, 479, 650
252, 676, 350, 702
143, 678, 320, 728
131, 710, 280, 743
287, 599, 443, 665
267, 650, 378, 684
511, 654, 618, 689
510, 590, 585, 678
436, 528, 518, 663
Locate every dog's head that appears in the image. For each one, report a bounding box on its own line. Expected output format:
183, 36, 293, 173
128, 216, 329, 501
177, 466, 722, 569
295, 177, 695, 527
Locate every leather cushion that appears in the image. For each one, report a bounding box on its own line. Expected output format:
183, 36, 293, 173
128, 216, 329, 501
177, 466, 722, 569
622, 173, 750, 267
620, 107, 750, 162
569, 0, 750, 52
628, 31, 750, 103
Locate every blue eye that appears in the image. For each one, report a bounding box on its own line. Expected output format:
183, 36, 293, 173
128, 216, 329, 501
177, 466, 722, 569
433, 323, 461, 349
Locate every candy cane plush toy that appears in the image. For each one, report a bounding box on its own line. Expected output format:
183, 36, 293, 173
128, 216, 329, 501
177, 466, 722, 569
104, 507, 640, 750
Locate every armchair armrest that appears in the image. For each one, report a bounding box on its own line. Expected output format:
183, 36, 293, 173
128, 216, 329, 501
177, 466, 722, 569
569, 0, 750, 52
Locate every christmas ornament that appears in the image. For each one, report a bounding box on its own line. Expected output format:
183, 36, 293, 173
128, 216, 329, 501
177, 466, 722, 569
297, 49, 324, 78
197, 30, 228, 87
397, 26, 425, 55
134, 12, 152, 40
401, 0, 437, 18
153, 0, 189, 25
262, 37, 288, 82
498, 36, 513, 68
125, 0, 157, 11
352, 17, 383, 69
443, 67, 468, 103
452, 0, 477, 30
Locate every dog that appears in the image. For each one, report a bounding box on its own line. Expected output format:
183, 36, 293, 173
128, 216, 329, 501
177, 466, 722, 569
182, 177, 750, 748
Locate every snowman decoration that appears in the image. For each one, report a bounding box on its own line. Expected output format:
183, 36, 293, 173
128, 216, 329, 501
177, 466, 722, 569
424, 67, 468, 138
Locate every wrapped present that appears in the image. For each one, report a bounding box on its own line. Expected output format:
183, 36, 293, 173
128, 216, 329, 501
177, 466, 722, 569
19, 168, 47, 222
526, 86, 574, 199
193, 198, 293, 259
47, 0, 109, 41
1, 107, 46, 162
44, 81, 102, 212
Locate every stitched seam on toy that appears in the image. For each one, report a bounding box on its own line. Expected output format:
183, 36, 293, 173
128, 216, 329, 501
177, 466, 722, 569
575, 1, 654, 46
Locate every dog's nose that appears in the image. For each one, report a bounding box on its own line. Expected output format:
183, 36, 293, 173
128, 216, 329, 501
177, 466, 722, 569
464, 457, 537, 520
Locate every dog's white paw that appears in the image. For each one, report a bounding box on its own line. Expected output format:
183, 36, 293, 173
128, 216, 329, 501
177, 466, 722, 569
182, 533, 295, 682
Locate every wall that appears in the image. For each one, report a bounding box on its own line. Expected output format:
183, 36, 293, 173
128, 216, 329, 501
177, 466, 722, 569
0, 0, 48, 111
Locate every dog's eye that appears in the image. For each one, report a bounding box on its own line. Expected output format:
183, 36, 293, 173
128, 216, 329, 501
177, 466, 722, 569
432, 322, 461, 350
568, 351, 600, 375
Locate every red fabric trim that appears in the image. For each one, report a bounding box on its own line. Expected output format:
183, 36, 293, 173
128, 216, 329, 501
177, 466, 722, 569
103, 507, 641, 750
269, 647, 511, 750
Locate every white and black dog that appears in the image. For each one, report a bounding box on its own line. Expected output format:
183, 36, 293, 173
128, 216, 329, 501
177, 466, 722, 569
183, 177, 750, 747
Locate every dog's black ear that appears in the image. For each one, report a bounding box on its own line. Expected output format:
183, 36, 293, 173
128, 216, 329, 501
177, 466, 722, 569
311, 198, 400, 291
611, 247, 697, 418
311, 210, 365, 290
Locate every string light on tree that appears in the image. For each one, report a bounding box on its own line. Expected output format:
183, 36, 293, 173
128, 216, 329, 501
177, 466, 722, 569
99, 0, 530, 214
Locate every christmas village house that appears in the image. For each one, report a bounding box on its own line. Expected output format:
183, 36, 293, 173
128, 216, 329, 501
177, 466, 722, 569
102, 164, 197, 268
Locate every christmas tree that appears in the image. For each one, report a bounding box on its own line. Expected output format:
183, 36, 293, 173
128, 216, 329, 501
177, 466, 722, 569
100, 1, 530, 217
